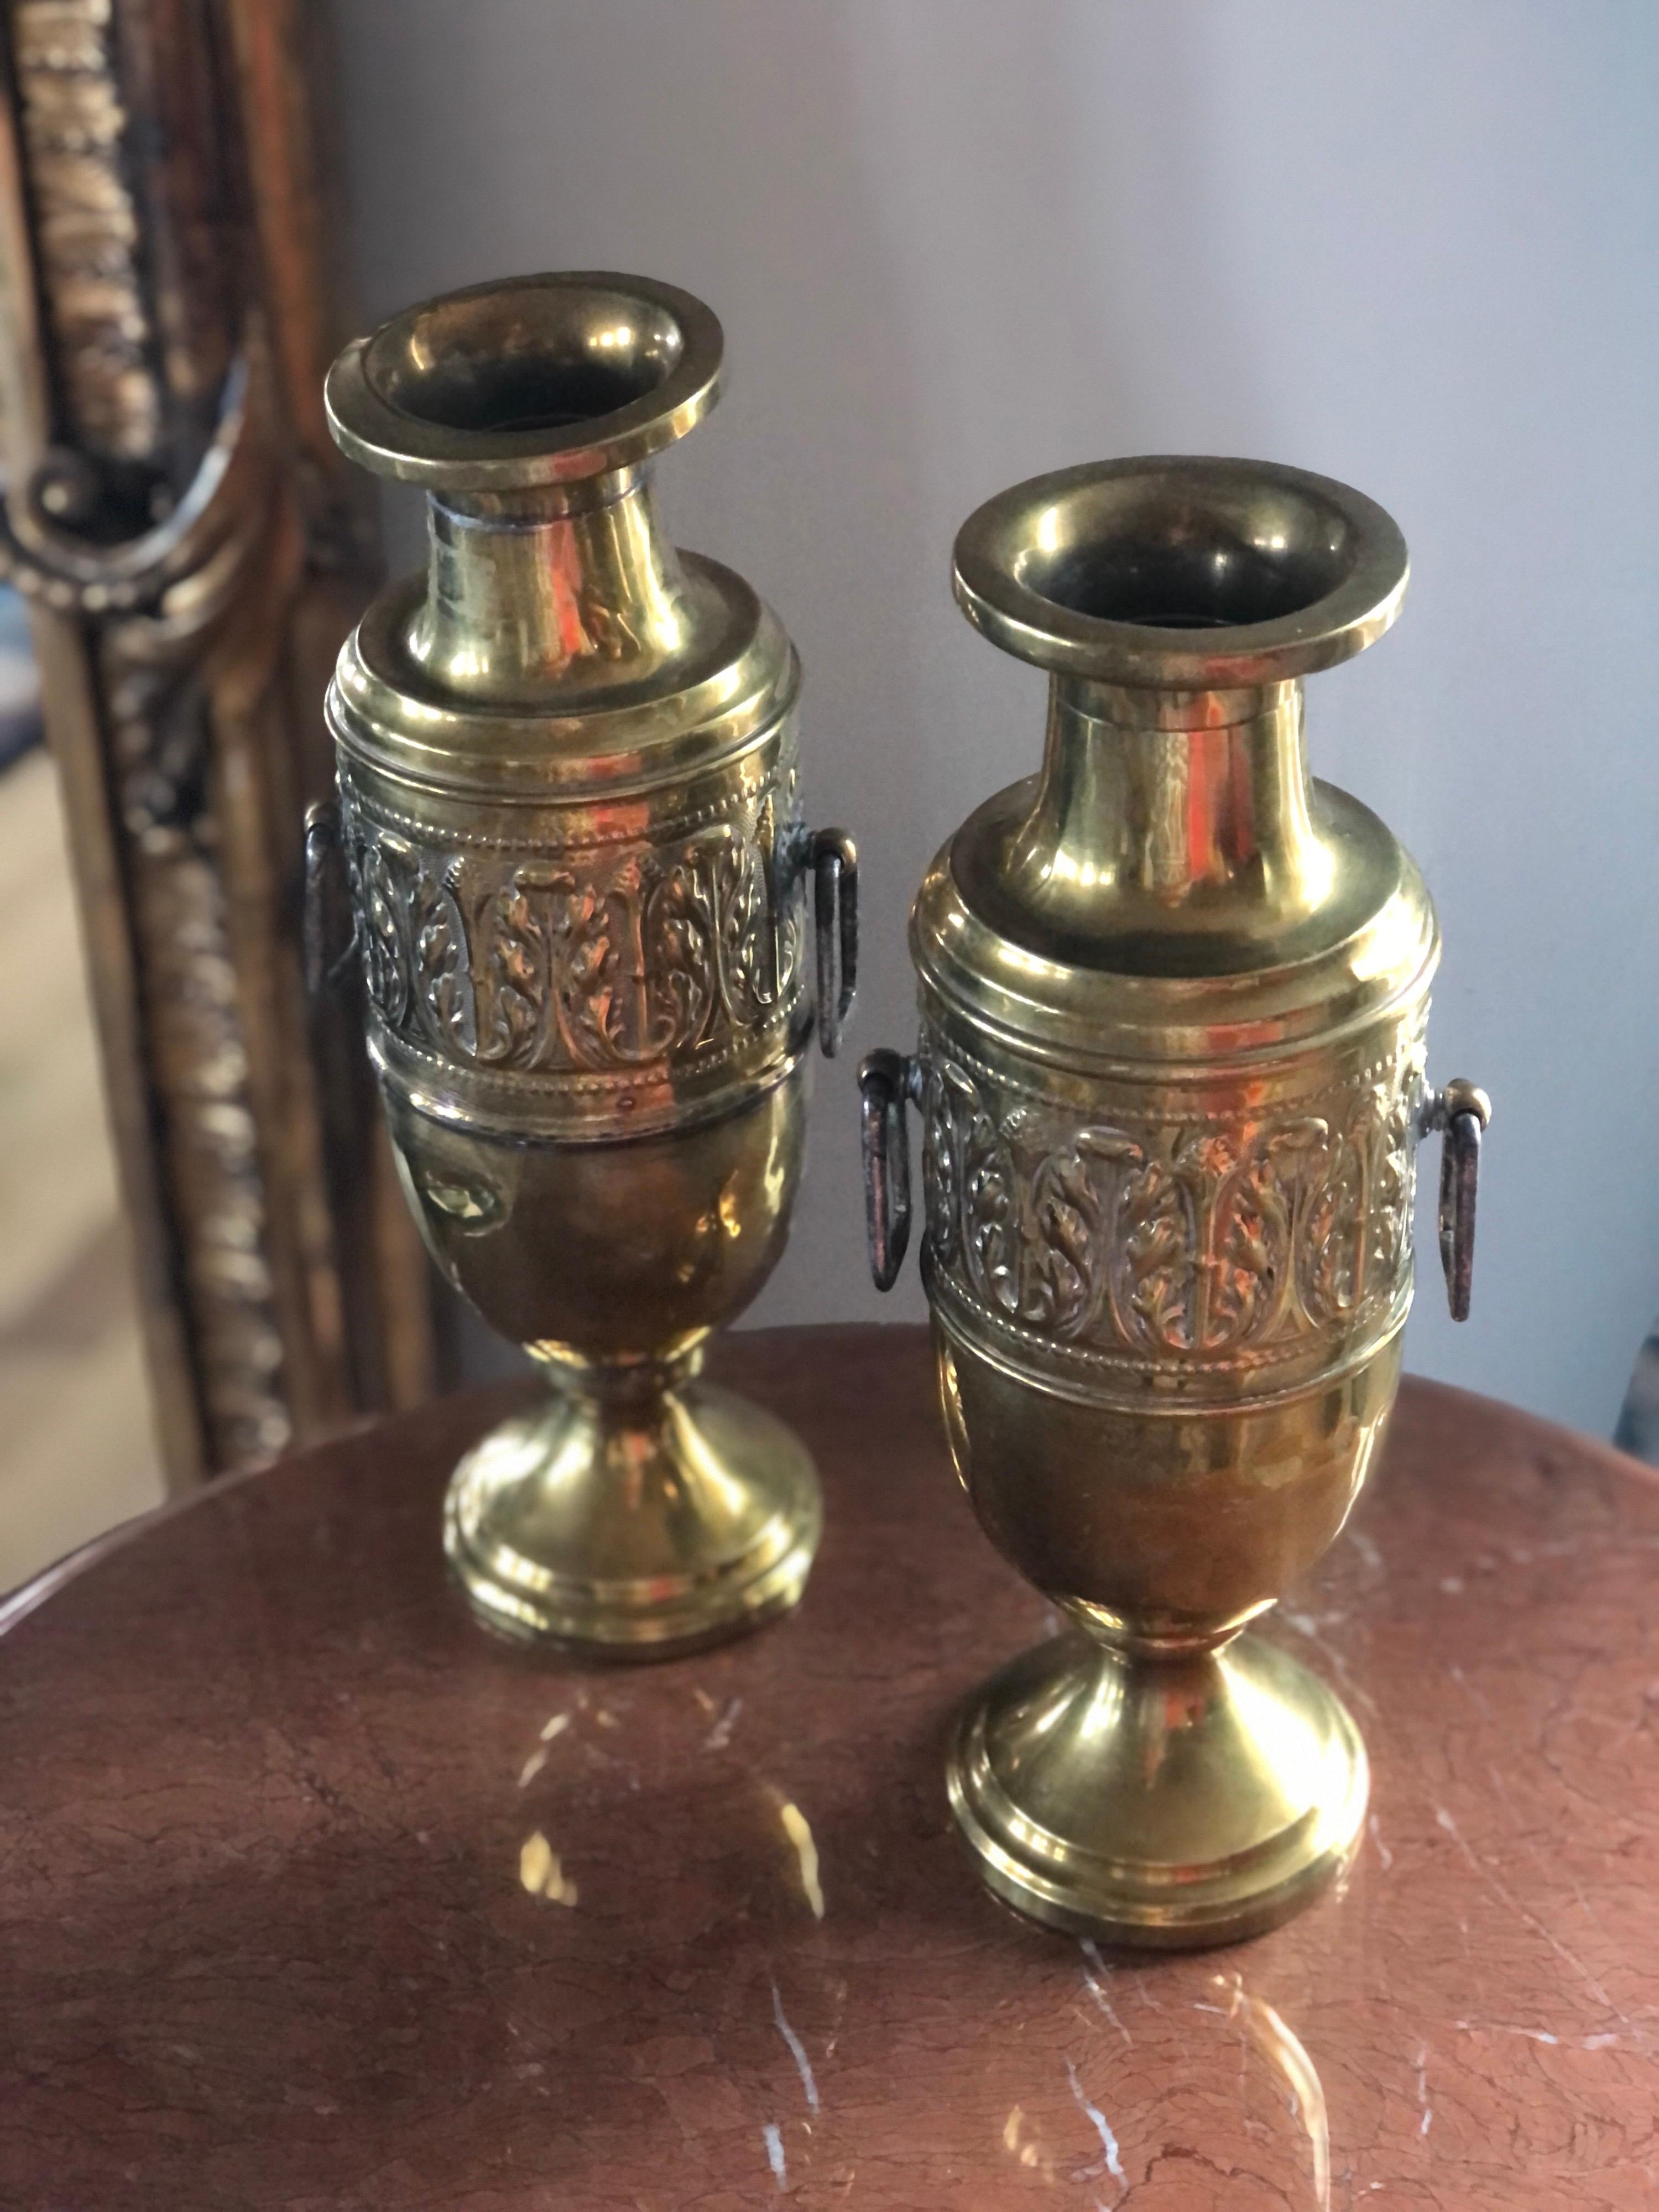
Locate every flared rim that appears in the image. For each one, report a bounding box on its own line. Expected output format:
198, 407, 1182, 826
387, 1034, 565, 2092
325, 270, 723, 491
952, 455, 1409, 687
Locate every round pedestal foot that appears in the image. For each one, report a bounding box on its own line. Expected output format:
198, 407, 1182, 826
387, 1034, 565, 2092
443, 1376, 821, 1657
948, 1629, 1368, 1948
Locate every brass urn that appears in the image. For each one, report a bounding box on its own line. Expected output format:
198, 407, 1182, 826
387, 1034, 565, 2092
314, 273, 854, 1655
860, 457, 1487, 1945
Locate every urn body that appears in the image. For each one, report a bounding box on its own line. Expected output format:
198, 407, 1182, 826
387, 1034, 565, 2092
320, 273, 854, 1652
862, 456, 1485, 1942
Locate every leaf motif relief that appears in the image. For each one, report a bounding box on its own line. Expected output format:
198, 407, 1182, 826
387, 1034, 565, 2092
1118, 1153, 1199, 1353
917, 1043, 1422, 1365
474, 878, 545, 1067
1024, 1147, 1097, 1333
342, 791, 800, 1078
1205, 1120, 1325, 1351
358, 838, 409, 1030
920, 1060, 973, 1271
1300, 1151, 1358, 1321
1299, 1093, 1392, 1326
717, 836, 780, 1022
645, 859, 718, 1053
960, 1108, 1021, 1318
1026, 1131, 1145, 1338
1368, 1065, 1421, 1286
411, 872, 476, 1057
542, 875, 619, 1070
771, 810, 806, 1009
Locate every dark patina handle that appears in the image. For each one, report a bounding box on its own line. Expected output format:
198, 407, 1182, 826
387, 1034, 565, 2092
302, 799, 358, 997
858, 1048, 921, 1291
806, 827, 858, 1057
1420, 1077, 1491, 1322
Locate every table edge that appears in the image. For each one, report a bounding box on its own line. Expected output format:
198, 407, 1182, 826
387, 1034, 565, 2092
2, 1325, 1649, 1639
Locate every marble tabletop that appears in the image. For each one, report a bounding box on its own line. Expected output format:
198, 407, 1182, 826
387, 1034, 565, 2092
2, 1324, 1656, 2210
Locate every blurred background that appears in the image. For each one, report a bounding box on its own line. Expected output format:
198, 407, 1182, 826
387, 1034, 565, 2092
3, 0, 1657, 1583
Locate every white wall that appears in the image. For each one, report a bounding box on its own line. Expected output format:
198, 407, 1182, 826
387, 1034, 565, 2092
331, 0, 1659, 1438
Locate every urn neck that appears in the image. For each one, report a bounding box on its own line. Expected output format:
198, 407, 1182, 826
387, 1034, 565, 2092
1004, 677, 1324, 930
408, 466, 697, 701
324, 272, 729, 707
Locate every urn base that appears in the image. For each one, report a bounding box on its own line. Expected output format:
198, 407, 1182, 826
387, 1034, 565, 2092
443, 1369, 821, 1657
947, 1628, 1367, 1949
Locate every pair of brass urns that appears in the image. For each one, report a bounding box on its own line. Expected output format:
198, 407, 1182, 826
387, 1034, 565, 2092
315, 270, 1487, 1949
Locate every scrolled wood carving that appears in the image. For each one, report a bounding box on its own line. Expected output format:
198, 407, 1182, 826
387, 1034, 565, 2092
0, 0, 432, 1479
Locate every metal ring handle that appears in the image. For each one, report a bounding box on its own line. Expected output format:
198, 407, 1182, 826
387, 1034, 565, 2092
1420, 1077, 1491, 1322
808, 827, 858, 1057
859, 1048, 919, 1291
302, 799, 359, 998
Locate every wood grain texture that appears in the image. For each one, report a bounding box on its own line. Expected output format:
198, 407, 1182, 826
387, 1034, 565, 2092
1, 1324, 1655, 2210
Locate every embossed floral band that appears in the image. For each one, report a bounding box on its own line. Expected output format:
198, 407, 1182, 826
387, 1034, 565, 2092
311, 273, 855, 1654
860, 455, 1489, 1947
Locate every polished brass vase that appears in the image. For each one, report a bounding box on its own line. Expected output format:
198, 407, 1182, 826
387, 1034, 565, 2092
860, 457, 1486, 1945
316, 273, 854, 1654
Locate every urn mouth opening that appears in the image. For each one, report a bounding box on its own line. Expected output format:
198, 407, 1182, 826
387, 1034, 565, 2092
326, 272, 723, 491
953, 457, 1409, 688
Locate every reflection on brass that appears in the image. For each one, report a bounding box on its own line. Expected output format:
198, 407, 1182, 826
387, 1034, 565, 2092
777, 1797, 825, 1920
323, 273, 855, 1653
861, 457, 1488, 1946
518, 1828, 578, 1906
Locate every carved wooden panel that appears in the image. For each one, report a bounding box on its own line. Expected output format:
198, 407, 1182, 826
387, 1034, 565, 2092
0, 0, 435, 1482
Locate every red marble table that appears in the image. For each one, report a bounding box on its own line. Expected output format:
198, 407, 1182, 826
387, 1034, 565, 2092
2, 1326, 1656, 2211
